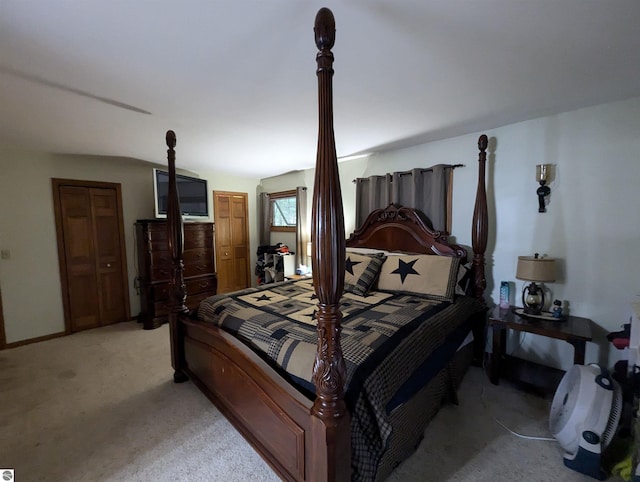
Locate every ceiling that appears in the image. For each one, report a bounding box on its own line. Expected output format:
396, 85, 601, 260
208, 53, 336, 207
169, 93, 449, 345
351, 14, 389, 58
2, 1, 640, 179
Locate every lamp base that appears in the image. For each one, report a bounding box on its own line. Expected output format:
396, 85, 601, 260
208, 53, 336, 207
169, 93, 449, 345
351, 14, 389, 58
522, 282, 546, 315
523, 305, 543, 316
513, 308, 567, 323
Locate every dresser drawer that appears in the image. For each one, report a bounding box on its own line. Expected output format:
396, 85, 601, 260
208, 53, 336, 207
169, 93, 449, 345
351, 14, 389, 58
184, 259, 214, 278
186, 291, 215, 310
150, 265, 171, 281
150, 258, 214, 280
184, 227, 213, 249
149, 248, 213, 271
150, 275, 217, 302
150, 250, 170, 267
152, 283, 169, 303
154, 291, 213, 314
150, 280, 216, 318
143, 223, 213, 251
184, 248, 213, 266
144, 225, 169, 251
185, 275, 217, 296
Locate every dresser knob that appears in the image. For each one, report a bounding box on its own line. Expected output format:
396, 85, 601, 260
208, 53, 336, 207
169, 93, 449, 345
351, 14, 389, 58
106, 263, 111, 268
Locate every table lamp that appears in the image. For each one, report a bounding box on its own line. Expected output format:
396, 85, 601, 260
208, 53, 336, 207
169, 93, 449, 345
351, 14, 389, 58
516, 253, 556, 315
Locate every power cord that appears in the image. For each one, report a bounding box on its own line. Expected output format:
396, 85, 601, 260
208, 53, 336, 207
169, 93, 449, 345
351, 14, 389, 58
480, 322, 556, 442
494, 417, 556, 441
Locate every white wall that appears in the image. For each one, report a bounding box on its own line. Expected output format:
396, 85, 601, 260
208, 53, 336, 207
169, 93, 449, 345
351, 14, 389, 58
0, 148, 155, 342
482, 97, 640, 370
261, 96, 640, 371
0, 146, 260, 344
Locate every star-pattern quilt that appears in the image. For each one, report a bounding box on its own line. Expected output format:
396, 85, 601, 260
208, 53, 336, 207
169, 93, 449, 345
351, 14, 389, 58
197, 278, 484, 481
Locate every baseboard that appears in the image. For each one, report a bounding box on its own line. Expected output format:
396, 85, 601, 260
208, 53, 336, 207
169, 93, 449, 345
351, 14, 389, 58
2, 330, 67, 350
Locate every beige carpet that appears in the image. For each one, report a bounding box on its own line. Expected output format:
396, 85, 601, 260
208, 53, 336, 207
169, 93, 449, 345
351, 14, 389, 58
0, 321, 624, 481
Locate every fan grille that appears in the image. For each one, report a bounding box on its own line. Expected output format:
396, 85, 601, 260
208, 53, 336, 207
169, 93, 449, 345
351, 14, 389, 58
549, 365, 581, 435
602, 380, 622, 448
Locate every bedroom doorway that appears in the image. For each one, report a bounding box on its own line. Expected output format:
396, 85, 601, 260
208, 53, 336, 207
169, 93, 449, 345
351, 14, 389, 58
213, 191, 250, 294
52, 179, 130, 333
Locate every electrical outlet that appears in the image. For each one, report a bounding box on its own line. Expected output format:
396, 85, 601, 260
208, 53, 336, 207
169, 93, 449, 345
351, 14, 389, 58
1, 249, 10, 260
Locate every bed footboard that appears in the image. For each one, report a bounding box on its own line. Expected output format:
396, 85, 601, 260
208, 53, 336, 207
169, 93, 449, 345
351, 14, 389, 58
180, 318, 345, 482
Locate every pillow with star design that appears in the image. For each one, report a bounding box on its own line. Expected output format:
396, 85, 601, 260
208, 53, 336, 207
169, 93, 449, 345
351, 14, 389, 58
377, 254, 461, 302
343, 252, 387, 297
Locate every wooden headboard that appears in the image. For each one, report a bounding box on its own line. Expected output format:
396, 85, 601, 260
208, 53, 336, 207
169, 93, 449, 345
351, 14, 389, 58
346, 204, 467, 259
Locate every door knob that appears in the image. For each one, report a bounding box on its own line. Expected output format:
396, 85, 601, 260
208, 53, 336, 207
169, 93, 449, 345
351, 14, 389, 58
106, 263, 111, 268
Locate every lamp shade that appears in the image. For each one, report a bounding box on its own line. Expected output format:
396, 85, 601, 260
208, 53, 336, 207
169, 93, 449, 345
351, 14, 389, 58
516, 256, 556, 282
536, 164, 549, 183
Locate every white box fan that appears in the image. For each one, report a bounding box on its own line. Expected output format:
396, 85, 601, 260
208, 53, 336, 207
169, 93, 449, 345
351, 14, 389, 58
549, 364, 622, 480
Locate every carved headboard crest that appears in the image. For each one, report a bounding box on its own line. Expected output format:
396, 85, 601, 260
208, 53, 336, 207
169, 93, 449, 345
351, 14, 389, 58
373, 203, 442, 234
346, 204, 467, 259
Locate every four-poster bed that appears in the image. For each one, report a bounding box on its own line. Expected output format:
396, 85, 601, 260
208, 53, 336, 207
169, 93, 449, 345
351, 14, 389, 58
163, 7, 489, 482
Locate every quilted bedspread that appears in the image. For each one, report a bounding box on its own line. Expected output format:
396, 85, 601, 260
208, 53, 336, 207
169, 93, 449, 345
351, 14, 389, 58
197, 278, 484, 481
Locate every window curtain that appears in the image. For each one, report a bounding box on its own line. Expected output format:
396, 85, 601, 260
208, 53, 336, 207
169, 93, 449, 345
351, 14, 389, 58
259, 192, 271, 246
392, 164, 451, 232
295, 187, 309, 268
354, 174, 392, 229
354, 164, 454, 233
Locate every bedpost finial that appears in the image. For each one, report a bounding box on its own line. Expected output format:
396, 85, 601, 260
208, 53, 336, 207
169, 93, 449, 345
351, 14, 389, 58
478, 134, 488, 152
166, 130, 176, 149
315, 7, 335, 51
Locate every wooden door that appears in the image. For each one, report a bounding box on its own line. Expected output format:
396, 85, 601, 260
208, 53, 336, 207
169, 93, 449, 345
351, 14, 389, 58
213, 191, 250, 294
91, 188, 128, 325
53, 179, 130, 332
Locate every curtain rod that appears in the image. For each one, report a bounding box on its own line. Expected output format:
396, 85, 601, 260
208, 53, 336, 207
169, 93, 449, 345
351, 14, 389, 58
352, 163, 464, 183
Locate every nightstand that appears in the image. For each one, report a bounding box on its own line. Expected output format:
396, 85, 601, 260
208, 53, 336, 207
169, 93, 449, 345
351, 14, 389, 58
488, 306, 593, 393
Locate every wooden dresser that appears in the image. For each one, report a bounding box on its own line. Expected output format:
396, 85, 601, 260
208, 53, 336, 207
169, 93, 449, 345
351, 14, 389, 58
135, 219, 217, 330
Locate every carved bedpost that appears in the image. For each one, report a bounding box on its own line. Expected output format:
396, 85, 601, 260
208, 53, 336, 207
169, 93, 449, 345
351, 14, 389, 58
166, 130, 189, 383
472, 134, 488, 304
310, 7, 351, 481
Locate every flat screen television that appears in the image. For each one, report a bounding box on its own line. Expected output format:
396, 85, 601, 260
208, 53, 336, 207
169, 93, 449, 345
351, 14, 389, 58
153, 168, 209, 219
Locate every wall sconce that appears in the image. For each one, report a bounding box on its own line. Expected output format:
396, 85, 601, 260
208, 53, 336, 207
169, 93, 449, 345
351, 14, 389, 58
536, 164, 551, 213
516, 253, 557, 315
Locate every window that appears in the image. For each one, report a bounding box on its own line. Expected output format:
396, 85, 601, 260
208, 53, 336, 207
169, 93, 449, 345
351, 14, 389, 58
270, 190, 296, 232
